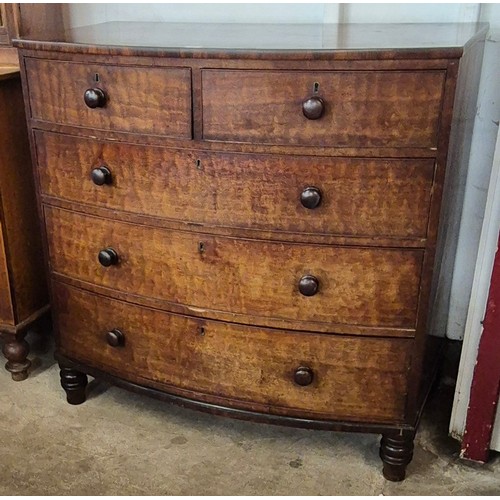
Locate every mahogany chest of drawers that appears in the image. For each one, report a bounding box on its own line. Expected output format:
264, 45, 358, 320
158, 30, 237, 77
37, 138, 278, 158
15, 22, 487, 481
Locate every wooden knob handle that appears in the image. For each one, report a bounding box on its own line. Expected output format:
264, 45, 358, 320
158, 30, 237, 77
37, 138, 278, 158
91, 166, 112, 186
298, 275, 319, 296
98, 247, 119, 267
106, 329, 124, 347
302, 96, 325, 120
294, 366, 314, 386
301, 187, 322, 209
84, 88, 106, 108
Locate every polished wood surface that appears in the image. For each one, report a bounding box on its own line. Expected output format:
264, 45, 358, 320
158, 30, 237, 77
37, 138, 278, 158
202, 69, 445, 147
0, 69, 48, 380
0, 64, 19, 79
0, 74, 46, 322
45, 205, 422, 332
25, 58, 192, 137
0, 4, 19, 47
13, 22, 487, 60
54, 281, 411, 422
0, 223, 14, 324
16, 21, 487, 479
35, 131, 435, 240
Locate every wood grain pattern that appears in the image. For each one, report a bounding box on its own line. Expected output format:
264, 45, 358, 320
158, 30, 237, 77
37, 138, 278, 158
0, 66, 49, 380
0, 74, 47, 322
44, 206, 422, 331
35, 131, 435, 239
25, 58, 192, 138
54, 281, 411, 422
202, 69, 445, 147
0, 222, 14, 325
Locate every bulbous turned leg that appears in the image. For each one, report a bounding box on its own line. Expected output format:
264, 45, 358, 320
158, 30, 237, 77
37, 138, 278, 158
60, 366, 88, 405
380, 432, 415, 482
2, 333, 31, 381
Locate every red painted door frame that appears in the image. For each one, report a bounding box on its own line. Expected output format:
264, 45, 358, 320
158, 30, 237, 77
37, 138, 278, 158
461, 232, 500, 462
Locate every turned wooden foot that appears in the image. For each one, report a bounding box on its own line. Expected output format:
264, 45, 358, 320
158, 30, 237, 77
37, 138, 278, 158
60, 366, 88, 405
2, 333, 31, 381
380, 432, 415, 481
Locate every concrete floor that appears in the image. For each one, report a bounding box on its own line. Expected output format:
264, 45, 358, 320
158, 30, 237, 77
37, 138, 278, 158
1, 332, 499, 495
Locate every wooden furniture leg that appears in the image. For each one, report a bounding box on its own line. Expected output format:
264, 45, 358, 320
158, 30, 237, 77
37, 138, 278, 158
59, 365, 88, 405
2, 330, 30, 381
380, 431, 416, 482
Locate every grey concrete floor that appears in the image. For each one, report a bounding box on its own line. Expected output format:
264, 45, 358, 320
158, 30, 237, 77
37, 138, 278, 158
1, 332, 499, 495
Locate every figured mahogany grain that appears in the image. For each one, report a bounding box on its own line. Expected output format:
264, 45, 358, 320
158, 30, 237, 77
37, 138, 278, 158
202, 69, 445, 147
35, 131, 435, 239
44, 206, 422, 331
54, 281, 411, 422
25, 58, 192, 138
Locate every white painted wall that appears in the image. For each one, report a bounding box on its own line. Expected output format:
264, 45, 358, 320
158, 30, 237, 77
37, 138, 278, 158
65, 3, 481, 27
446, 4, 500, 341
64, 3, 327, 27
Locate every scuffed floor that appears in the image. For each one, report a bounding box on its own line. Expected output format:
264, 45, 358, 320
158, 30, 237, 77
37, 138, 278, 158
1, 333, 499, 495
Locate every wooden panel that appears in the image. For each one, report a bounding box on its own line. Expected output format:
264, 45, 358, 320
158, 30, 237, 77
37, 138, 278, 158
25, 58, 192, 138
202, 69, 445, 147
36, 131, 435, 239
54, 281, 411, 422
0, 222, 14, 325
0, 75, 47, 322
44, 206, 423, 331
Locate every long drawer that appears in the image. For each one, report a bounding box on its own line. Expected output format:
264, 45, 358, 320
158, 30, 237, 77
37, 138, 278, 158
35, 131, 435, 240
25, 58, 192, 138
202, 69, 445, 147
44, 206, 422, 332
54, 281, 411, 422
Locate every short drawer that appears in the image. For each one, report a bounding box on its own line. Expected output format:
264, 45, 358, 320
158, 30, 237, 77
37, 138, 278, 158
36, 131, 435, 240
202, 69, 445, 147
25, 58, 192, 138
44, 206, 422, 332
54, 282, 411, 422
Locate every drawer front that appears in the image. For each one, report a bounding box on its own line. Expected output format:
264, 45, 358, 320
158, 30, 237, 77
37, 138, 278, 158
25, 58, 192, 138
54, 282, 411, 422
36, 131, 435, 239
202, 69, 445, 147
45, 206, 422, 331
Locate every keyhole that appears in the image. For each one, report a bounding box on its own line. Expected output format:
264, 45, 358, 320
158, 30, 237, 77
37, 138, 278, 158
198, 241, 205, 253
196, 159, 202, 170
198, 326, 205, 336
313, 82, 320, 94
95, 73, 100, 83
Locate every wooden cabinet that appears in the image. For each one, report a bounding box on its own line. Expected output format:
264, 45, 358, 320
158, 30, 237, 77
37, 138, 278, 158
15, 21, 486, 480
0, 68, 48, 380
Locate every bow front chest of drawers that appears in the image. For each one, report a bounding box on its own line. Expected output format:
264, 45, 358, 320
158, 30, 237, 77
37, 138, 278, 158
14, 22, 487, 481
